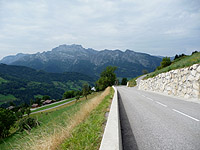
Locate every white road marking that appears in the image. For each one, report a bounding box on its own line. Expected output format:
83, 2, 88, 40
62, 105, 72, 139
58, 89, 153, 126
147, 97, 153, 101
172, 109, 199, 122
155, 101, 167, 107
141, 95, 146, 98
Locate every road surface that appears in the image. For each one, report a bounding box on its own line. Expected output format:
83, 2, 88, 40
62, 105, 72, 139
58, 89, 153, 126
30, 99, 76, 115
117, 86, 200, 150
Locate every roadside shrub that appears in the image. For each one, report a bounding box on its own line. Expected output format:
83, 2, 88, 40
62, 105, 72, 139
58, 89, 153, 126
18, 117, 40, 132
121, 78, 128, 85
161, 57, 171, 68
0, 108, 16, 138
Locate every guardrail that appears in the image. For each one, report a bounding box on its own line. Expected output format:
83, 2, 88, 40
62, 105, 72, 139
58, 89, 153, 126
99, 86, 122, 150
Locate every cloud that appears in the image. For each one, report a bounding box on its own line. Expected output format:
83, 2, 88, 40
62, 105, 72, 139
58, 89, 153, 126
0, 0, 200, 59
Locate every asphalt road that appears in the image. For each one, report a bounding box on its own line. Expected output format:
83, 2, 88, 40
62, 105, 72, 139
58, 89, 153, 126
29, 99, 76, 115
117, 86, 200, 150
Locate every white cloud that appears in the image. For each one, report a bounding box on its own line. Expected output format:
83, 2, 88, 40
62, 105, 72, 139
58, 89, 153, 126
0, 0, 200, 59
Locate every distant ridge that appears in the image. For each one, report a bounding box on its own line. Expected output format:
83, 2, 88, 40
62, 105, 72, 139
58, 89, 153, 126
0, 44, 162, 78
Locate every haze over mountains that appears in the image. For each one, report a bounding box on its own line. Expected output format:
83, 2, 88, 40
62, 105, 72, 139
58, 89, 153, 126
1, 44, 162, 78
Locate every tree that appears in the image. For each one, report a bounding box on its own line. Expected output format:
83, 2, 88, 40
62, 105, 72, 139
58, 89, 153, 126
20, 107, 26, 115
161, 57, 171, 68
63, 91, 75, 99
9, 101, 16, 106
115, 79, 119, 85
0, 108, 16, 138
35, 97, 42, 106
26, 107, 31, 116
174, 53, 186, 60
174, 54, 179, 60
192, 51, 198, 55
30, 99, 34, 105
82, 83, 90, 99
96, 66, 117, 91
15, 111, 23, 119
142, 69, 148, 74
75, 95, 80, 103
42, 95, 50, 100
121, 78, 128, 85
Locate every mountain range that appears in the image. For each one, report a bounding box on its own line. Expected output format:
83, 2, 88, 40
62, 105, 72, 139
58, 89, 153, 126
0, 44, 162, 78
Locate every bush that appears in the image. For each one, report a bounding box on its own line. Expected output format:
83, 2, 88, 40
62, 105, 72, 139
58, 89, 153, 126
0, 108, 16, 138
82, 84, 90, 99
63, 91, 75, 99
42, 95, 50, 100
121, 78, 128, 85
174, 54, 186, 60
18, 117, 40, 132
161, 57, 171, 68
192, 51, 198, 55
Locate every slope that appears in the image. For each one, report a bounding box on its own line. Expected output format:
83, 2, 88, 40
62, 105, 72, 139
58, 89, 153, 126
0, 64, 94, 107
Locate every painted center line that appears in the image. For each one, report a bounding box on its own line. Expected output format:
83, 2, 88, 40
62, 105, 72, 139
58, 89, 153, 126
147, 97, 153, 101
155, 101, 167, 107
172, 109, 199, 122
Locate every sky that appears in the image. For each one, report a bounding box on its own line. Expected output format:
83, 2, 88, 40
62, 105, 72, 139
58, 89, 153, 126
0, 0, 200, 59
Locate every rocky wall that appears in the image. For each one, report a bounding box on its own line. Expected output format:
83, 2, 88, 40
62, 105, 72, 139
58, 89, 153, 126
139, 64, 200, 100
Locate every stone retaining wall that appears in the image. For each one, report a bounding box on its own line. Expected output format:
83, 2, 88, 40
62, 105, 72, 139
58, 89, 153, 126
139, 64, 200, 100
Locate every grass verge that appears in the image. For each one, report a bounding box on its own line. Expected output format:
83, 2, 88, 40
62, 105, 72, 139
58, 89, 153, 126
29, 87, 111, 150
0, 92, 101, 150
0, 88, 111, 150
128, 78, 137, 87
128, 75, 144, 87
61, 87, 114, 150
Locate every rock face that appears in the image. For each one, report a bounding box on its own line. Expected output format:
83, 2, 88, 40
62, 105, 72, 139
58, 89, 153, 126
139, 64, 200, 100
0, 44, 161, 78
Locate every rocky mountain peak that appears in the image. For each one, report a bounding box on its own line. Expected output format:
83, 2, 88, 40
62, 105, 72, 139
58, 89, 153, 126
0, 44, 162, 78
52, 44, 84, 52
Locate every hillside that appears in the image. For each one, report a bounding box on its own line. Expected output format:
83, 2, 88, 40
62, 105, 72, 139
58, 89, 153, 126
0, 44, 162, 78
138, 52, 200, 100
128, 51, 200, 87
0, 64, 94, 107
144, 51, 200, 79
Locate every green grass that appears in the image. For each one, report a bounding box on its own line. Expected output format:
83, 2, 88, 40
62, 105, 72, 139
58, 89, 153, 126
128, 78, 137, 87
0, 97, 87, 150
144, 52, 200, 79
0, 92, 101, 150
61, 87, 114, 150
0, 94, 17, 105
128, 75, 143, 87
31, 98, 75, 113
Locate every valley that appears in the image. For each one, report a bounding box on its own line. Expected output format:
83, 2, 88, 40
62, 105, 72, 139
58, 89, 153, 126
0, 64, 94, 107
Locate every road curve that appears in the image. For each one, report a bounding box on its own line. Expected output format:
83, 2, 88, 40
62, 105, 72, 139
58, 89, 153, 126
117, 86, 200, 150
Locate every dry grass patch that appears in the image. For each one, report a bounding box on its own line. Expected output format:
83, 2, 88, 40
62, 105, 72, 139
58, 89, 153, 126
19, 88, 110, 150
61, 87, 114, 150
